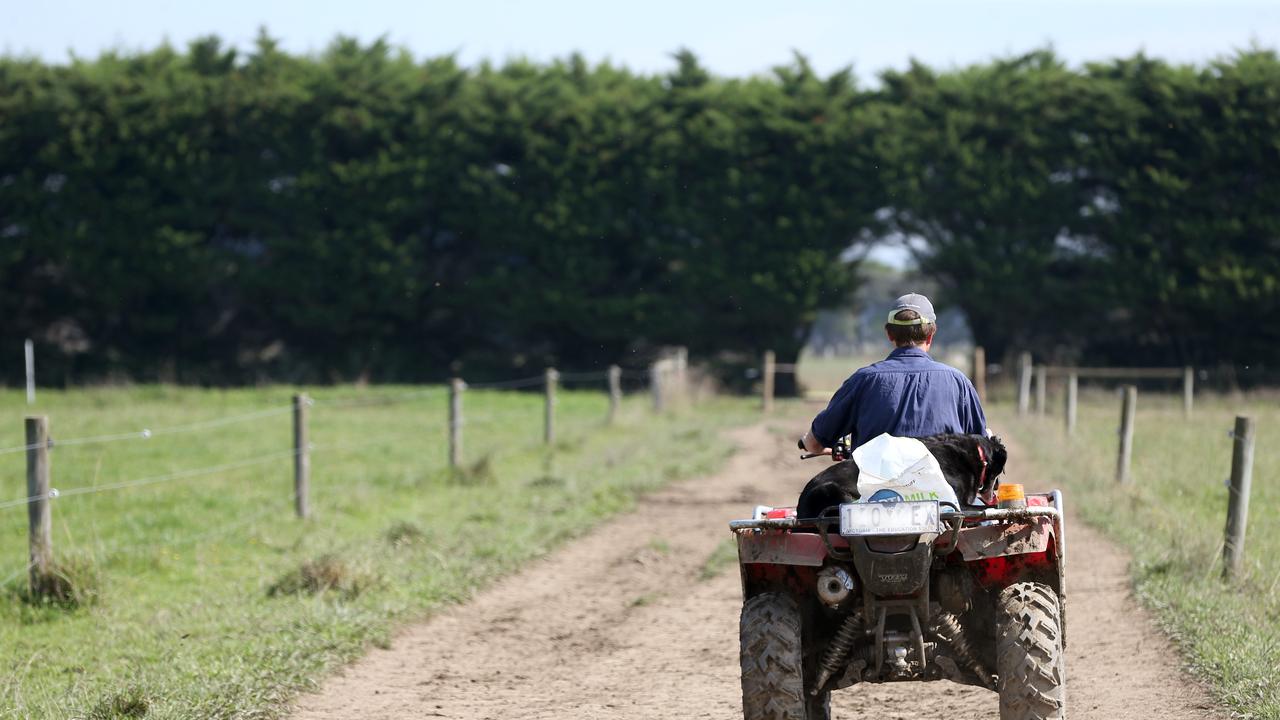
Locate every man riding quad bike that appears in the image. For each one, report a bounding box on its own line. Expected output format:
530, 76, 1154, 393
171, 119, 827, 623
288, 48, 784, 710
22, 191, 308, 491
730, 294, 1067, 719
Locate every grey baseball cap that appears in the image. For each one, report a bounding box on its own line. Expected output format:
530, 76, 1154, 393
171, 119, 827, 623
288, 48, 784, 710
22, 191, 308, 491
886, 293, 937, 325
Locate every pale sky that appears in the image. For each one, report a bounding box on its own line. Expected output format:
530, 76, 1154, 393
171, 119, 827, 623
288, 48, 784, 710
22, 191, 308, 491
4, 0, 1277, 83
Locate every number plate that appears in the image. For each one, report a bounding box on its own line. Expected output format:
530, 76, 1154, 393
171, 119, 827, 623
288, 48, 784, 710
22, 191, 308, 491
840, 500, 940, 536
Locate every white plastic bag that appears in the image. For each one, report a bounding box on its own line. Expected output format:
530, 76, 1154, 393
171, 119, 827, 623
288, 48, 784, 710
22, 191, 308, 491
851, 433, 959, 510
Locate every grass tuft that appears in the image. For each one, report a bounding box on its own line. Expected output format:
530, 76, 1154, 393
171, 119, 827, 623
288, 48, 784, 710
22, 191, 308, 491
384, 521, 427, 548
267, 555, 375, 599
19, 555, 102, 610
87, 685, 150, 719
647, 539, 671, 555
629, 593, 656, 608
448, 455, 495, 485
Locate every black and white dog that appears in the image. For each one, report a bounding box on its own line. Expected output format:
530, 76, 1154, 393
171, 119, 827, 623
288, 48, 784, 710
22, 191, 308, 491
796, 434, 1008, 518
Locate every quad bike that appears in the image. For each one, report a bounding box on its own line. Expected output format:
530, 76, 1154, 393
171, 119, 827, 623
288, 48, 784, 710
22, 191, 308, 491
729, 442, 1067, 720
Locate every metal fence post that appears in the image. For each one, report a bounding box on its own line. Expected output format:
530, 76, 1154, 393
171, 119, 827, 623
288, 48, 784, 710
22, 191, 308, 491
293, 394, 310, 519
449, 378, 465, 467
762, 350, 776, 413
1017, 352, 1032, 416
25, 416, 53, 595
1116, 385, 1137, 484
544, 368, 558, 445
1223, 416, 1255, 581
24, 339, 35, 405
606, 365, 621, 425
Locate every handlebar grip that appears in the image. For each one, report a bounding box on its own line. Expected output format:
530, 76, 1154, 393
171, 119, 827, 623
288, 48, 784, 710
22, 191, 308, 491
797, 437, 806, 450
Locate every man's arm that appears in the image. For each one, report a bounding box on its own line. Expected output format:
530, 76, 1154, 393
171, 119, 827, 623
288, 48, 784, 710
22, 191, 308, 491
804, 374, 860, 452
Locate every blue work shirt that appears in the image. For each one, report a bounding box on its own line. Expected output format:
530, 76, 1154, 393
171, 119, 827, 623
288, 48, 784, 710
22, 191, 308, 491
810, 347, 987, 448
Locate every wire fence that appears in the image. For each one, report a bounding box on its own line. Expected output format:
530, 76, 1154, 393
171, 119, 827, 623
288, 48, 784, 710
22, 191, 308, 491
1, 356, 693, 596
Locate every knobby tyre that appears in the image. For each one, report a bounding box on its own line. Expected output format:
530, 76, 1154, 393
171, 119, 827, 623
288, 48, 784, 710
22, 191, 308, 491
996, 581, 1066, 720
740, 592, 830, 720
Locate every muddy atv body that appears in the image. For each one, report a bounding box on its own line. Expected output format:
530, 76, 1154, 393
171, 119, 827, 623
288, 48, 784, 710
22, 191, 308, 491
730, 491, 1067, 720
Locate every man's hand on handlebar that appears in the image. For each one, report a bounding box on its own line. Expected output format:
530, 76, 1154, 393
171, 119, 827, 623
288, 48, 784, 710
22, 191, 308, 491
798, 431, 829, 456
793, 430, 834, 458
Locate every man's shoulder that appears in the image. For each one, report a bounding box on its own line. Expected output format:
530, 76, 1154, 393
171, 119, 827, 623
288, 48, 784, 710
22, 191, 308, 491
858, 354, 973, 385
924, 358, 973, 382
857, 353, 961, 374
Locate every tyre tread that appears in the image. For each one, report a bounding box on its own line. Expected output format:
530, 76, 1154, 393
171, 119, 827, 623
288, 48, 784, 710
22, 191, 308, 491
996, 581, 1066, 720
740, 592, 822, 720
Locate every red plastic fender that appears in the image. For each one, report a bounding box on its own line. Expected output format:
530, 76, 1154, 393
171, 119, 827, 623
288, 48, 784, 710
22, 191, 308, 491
736, 531, 829, 567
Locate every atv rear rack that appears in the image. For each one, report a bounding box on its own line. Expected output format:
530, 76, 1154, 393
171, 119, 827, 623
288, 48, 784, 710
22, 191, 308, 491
728, 496, 1063, 534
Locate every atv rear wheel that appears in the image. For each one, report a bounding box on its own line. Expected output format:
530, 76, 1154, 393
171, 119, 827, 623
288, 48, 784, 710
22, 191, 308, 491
740, 592, 830, 720
996, 582, 1066, 720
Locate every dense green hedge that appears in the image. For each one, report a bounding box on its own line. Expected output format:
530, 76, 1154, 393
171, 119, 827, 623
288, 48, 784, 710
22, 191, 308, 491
1, 35, 1276, 383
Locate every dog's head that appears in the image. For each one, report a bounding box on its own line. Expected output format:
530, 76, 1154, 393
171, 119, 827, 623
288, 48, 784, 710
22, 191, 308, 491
976, 435, 1008, 504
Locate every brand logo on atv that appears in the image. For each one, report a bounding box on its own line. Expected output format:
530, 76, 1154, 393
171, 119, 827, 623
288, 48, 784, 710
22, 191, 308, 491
878, 572, 909, 583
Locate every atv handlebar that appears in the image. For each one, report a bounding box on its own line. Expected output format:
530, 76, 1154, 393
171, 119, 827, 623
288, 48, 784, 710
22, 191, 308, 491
797, 436, 850, 461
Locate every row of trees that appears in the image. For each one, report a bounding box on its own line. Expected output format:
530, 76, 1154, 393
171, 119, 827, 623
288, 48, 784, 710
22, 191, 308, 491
1, 35, 1276, 384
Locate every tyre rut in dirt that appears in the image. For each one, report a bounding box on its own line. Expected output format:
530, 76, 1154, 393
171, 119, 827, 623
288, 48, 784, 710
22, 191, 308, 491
996, 581, 1066, 720
740, 592, 829, 720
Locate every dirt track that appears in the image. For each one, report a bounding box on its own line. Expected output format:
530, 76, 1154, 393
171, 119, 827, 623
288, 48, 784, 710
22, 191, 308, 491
292, 415, 1226, 720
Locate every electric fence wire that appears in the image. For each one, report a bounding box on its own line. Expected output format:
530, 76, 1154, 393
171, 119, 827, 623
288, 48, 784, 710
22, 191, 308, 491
0, 447, 301, 510
0, 365, 673, 587
0, 404, 296, 457
466, 375, 548, 390
0, 366, 652, 510
556, 370, 611, 382
89, 497, 291, 561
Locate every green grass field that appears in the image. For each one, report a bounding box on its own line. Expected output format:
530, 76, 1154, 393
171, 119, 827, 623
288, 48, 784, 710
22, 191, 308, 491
0, 385, 754, 719
1000, 390, 1279, 718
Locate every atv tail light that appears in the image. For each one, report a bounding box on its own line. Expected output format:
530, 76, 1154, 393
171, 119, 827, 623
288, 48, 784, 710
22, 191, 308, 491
997, 483, 1027, 509
766, 508, 795, 520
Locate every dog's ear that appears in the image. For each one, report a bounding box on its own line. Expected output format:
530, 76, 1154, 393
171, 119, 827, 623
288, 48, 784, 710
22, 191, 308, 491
985, 435, 1008, 481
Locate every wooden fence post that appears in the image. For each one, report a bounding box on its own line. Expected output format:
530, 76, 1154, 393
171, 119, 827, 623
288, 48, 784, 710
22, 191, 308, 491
24, 339, 35, 405
1064, 372, 1078, 435
1223, 416, 1255, 581
1017, 352, 1032, 416
650, 361, 665, 413
972, 346, 986, 404
606, 365, 621, 425
293, 394, 310, 519
762, 350, 776, 413
25, 416, 53, 595
1183, 366, 1195, 419
1116, 385, 1137, 484
1034, 365, 1047, 416
449, 378, 465, 467
544, 368, 558, 445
